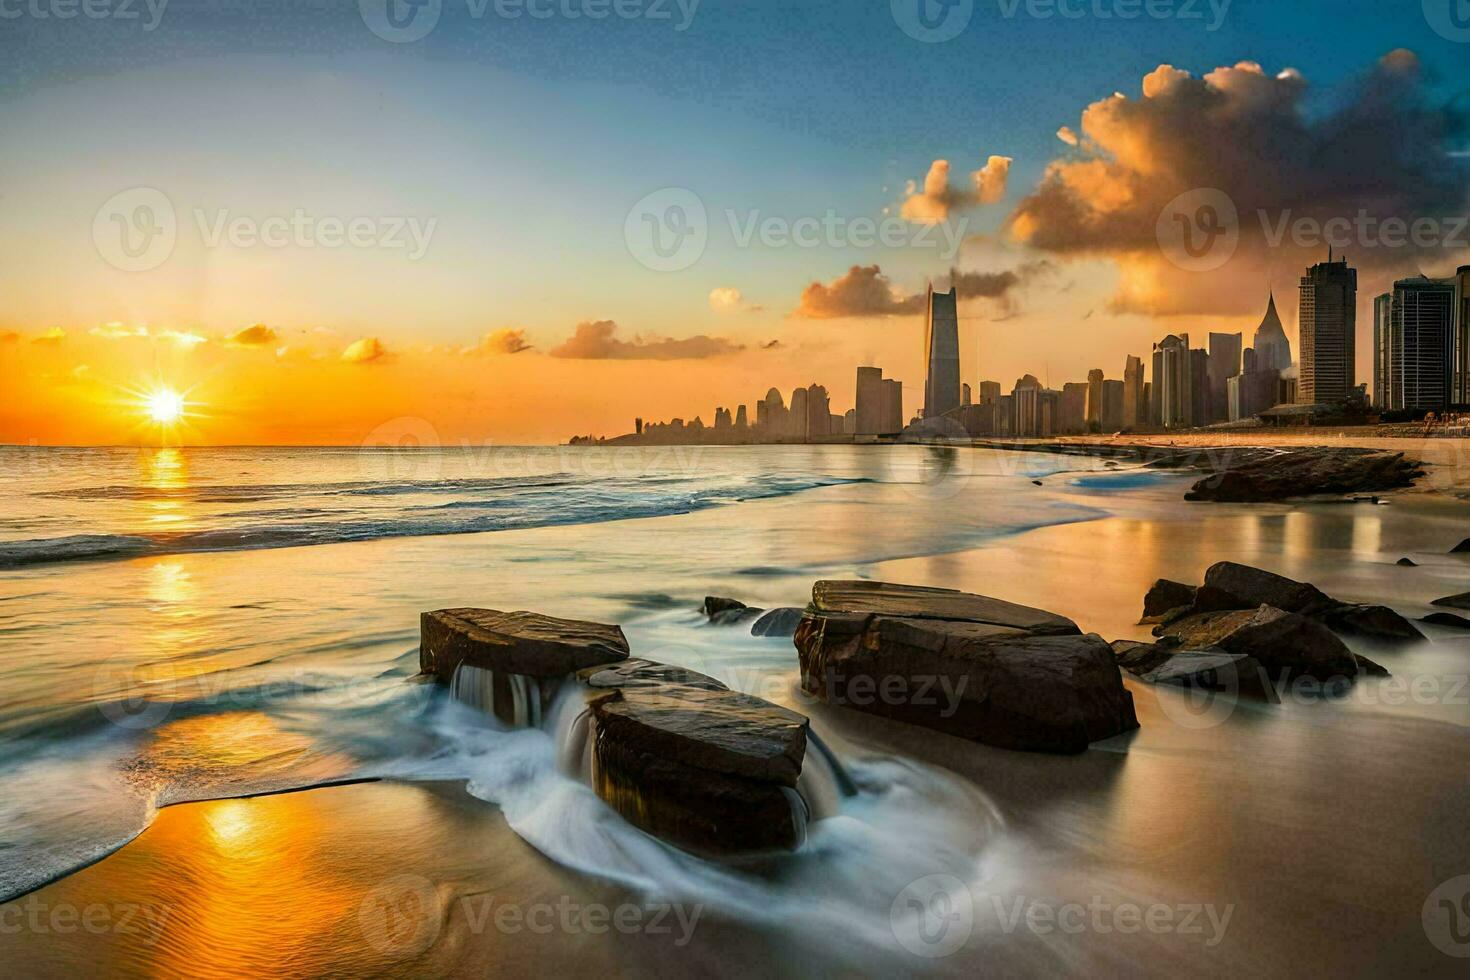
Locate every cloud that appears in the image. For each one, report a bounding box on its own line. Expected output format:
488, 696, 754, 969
341, 337, 388, 363
709, 287, 764, 314
0, 331, 17, 344
1056, 126, 1079, 147
228, 324, 279, 347
548, 320, 742, 360
160, 330, 207, 348
90, 323, 148, 340
467, 328, 533, 355
32, 328, 65, 345
793, 262, 1048, 319
901, 156, 1013, 224
1007, 50, 1470, 315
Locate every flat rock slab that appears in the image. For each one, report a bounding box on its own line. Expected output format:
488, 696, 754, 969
797, 588, 1136, 753
809, 580, 1080, 635
584, 660, 810, 853
421, 608, 629, 681
1112, 639, 1264, 689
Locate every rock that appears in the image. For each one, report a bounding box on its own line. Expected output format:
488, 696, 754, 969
1318, 603, 1426, 645
1184, 448, 1424, 502
702, 596, 763, 626
1149, 562, 1424, 647
1451, 539, 1470, 554
1112, 639, 1263, 690
583, 660, 808, 853
795, 582, 1134, 754
808, 580, 1081, 635
1432, 593, 1470, 610
1396, 557, 1418, 567
750, 607, 804, 638
1201, 561, 1337, 616
1153, 605, 1364, 681
1423, 612, 1470, 630
1140, 579, 1197, 623
420, 608, 628, 682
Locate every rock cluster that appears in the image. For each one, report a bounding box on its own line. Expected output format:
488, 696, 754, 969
701, 596, 805, 638
422, 608, 813, 853
793, 581, 1138, 754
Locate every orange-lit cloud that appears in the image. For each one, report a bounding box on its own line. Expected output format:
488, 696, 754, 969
228, 324, 279, 346
468, 328, 532, 355
548, 320, 742, 360
901, 156, 1013, 224
794, 262, 1047, 319
1008, 49, 1470, 315
32, 328, 65, 345
341, 337, 387, 363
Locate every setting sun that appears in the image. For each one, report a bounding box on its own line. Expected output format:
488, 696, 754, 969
144, 388, 186, 425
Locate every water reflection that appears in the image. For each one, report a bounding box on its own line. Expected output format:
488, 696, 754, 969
139, 448, 189, 527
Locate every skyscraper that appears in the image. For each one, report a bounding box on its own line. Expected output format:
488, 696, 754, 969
1207, 332, 1242, 424
855, 367, 885, 435
806, 384, 830, 437
1253, 292, 1292, 372
923, 287, 961, 419
1152, 333, 1204, 429
1299, 256, 1357, 405
1373, 277, 1456, 412
881, 379, 903, 433
1454, 265, 1470, 406
1084, 368, 1104, 430
789, 387, 808, 439
1122, 355, 1146, 430
1059, 382, 1088, 434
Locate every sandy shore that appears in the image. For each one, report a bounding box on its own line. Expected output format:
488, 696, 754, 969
5, 486, 1470, 978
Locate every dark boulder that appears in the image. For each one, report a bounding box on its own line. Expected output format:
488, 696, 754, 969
1183, 448, 1423, 502
702, 596, 763, 626
1451, 539, 1470, 554
420, 608, 628, 682
750, 607, 804, 638
1431, 592, 1470, 611
1111, 639, 1264, 691
583, 660, 808, 853
1423, 612, 1470, 630
1140, 579, 1197, 623
1202, 561, 1337, 616
1318, 603, 1427, 645
795, 582, 1134, 754
1153, 605, 1366, 682
1396, 557, 1418, 567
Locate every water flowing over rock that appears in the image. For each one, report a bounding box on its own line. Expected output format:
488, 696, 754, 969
750, 607, 804, 637
794, 581, 1136, 754
582, 660, 813, 853
1141, 562, 1424, 647
421, 608, 629, 681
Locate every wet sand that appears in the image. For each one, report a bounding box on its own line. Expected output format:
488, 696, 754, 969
6, 487, 1470, 977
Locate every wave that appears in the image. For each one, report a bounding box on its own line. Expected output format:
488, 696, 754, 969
35, 473, 584, 504
1, 474, 866, 569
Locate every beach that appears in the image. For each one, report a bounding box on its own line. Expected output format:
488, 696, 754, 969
3, 443, 1470, 976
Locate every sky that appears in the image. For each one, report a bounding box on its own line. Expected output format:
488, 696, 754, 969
1, 0, 1467, 445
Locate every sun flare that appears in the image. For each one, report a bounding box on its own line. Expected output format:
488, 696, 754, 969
145, 388, 186, 425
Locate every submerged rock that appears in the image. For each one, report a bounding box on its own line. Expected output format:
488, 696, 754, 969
750, 607, 804, 638
1183, 448, 1423, 502
702, 596, 763, 626
1432, 593, 1470, 611
1423, 612, 1470, 630
420, 608, 629, 682
1396, 557, 1418, 567
1451, 539, 1470, 554
794, 581, 1135, 754
583, 660, 809, 854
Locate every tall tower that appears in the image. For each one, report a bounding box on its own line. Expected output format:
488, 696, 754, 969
1375, 277, 1456, 412
923, 287, 961, 419
1299, 256, 1357, 404
1253, 292, 1292, 372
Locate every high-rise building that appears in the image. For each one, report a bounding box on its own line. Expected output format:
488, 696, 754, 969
1207, 332, 1242, 423
806, 384, 830, 437
1254, 292, 1293, 372
855, 367, 885, 435
1011, 374, 1043, 437
789, 387, 808, 439
757, 388, 786, 436
1084, 369, 1104, 430
1373, 277, 1457, 412
1100, 379, 1125, 432
1299, 255, 1357, 405
714, 407, 732, 430
961, 383, 972, 407
1122, 355, 1147, 430
1453, 265, 1470, 406
978, 381, 1001, 405
1229, 346, 1279, 421
1152, 333, 1205, 429
923, 287, 961, 419
735, 405, 748, 429
881, 379, 903, 433
1058, 382, 1088, 434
